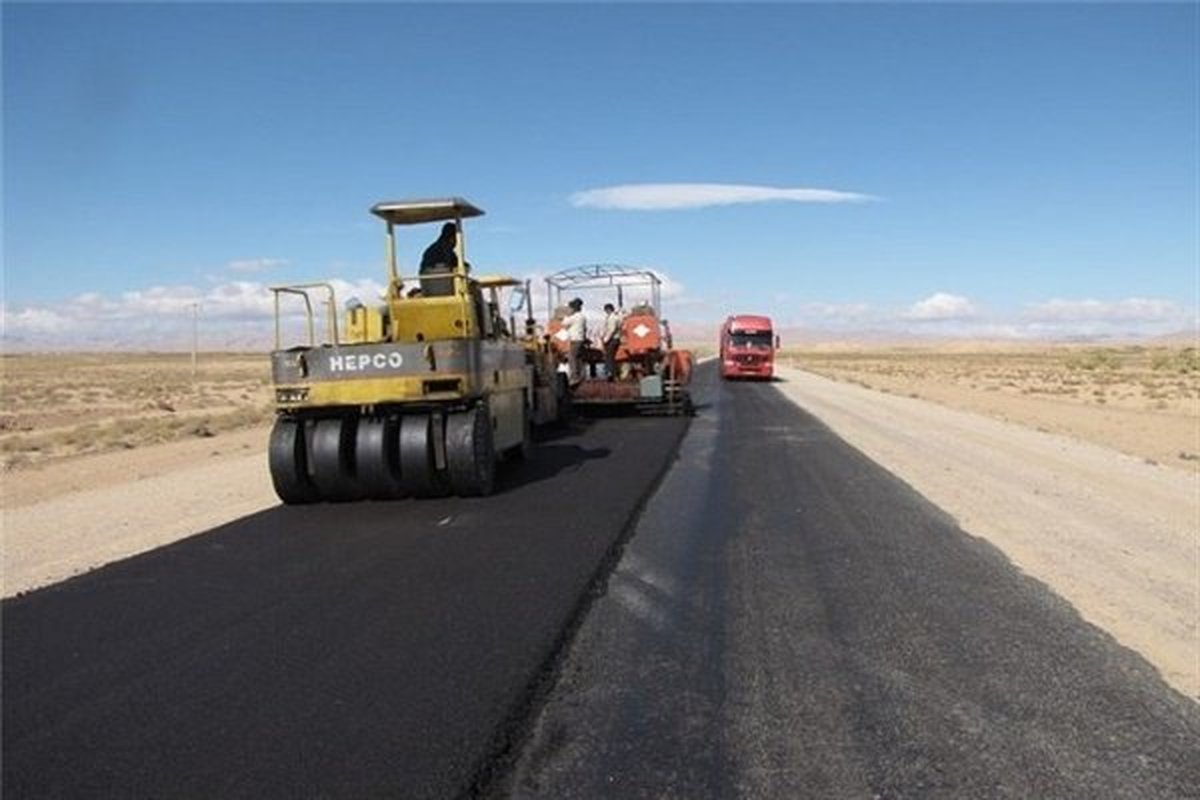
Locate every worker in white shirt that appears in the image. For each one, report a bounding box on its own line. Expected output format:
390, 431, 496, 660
562, 297, 587, 384
600, 302, 621, 381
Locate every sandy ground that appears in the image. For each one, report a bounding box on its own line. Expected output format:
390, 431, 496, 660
1, 352, 271, 471
786, 345, 1198, 471
3, 363, 1196, 702
774, 366, 1198, 701
1, 426, 276, 597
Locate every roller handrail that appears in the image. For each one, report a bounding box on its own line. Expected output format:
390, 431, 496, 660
270, 283, 339, 349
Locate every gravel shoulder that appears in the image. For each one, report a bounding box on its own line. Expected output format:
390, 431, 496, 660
774, 366, 1199, 701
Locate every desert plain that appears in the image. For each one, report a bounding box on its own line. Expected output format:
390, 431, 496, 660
786, 343, 1199, 471
1, 343, 1197, 698
0, 352, 271, 475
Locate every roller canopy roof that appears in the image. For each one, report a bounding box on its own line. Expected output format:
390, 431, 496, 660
370, 198, 485, 225
474, 275, 522, 288
545, 264, 662, 289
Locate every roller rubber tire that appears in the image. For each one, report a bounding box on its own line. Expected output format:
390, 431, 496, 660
399, 414, 449, 497
268, 417, 318, 504
510, 403, 533, 461
309, 417, 362, 502
355, 416, 403, 500
447, 405, 496, 497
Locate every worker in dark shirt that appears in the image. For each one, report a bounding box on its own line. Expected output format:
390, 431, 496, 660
420, 222, 459, 296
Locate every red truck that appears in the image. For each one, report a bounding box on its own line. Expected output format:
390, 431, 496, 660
720, 315, 778, 380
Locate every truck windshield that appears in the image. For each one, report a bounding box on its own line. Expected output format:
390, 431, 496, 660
730, 331, 773, 348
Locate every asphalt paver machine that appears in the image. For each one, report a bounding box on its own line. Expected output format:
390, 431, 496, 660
268, 197, 563, 503
544, 264, 693, 415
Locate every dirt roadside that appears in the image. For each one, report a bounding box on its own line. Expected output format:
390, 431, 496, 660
785, 346, 1198, 472
2, 425, 277, 597
774, 366, 1198, 701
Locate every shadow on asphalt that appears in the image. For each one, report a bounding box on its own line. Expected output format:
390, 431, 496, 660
531, 417, 592, 443
497, 443, 612, 492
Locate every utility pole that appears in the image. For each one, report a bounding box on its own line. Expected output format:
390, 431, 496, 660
191, 303, 199, 380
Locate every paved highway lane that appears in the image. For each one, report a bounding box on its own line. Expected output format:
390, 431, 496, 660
3, 413, 688, 799
501, 368, 1200, 799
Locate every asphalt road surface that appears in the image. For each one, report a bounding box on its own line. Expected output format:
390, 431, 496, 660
499, 367, 1200, 799
3, 411, 689, 799
6, 365, 1199, 799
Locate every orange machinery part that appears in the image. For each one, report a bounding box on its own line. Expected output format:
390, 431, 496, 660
620, 313, 662, 356
545, 318, 570, 356
666, 349, 694, 385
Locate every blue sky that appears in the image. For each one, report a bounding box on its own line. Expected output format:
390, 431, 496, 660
3, 2, 1197, 345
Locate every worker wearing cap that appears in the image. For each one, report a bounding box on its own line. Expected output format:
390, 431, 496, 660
562, 297, 587, 384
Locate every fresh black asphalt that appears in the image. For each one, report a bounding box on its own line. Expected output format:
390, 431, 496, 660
2, 412, 688, 799
7, 363, 1199, 799
501, 366, 1200, 799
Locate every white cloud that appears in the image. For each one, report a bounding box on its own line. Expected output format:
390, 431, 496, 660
113, 285, 204, 317
1023, 297, 1183, 323
798, 302, 873, 321
903, 292, 980, 321
1014, 297, 1194, 340
226, 257, 288, 273
570, 183, 877, 211
1, 277, 387, 349
8, 278, 1191, 350
0, 306, 73, 335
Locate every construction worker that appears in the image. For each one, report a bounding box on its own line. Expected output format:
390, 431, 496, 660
419, 222, 459, 296
562, 297, 587, 384
600, 302, 621, 381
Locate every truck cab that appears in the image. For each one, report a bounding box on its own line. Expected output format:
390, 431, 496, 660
720, 314, 777, 380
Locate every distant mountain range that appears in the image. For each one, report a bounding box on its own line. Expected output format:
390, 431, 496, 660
3, 322, 1194, 353
671, 323, 1198, 349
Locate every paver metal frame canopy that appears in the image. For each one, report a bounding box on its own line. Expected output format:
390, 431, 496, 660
545, 265, 663, 318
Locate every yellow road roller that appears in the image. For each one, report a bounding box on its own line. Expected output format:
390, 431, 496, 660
267, 197, 563, 503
